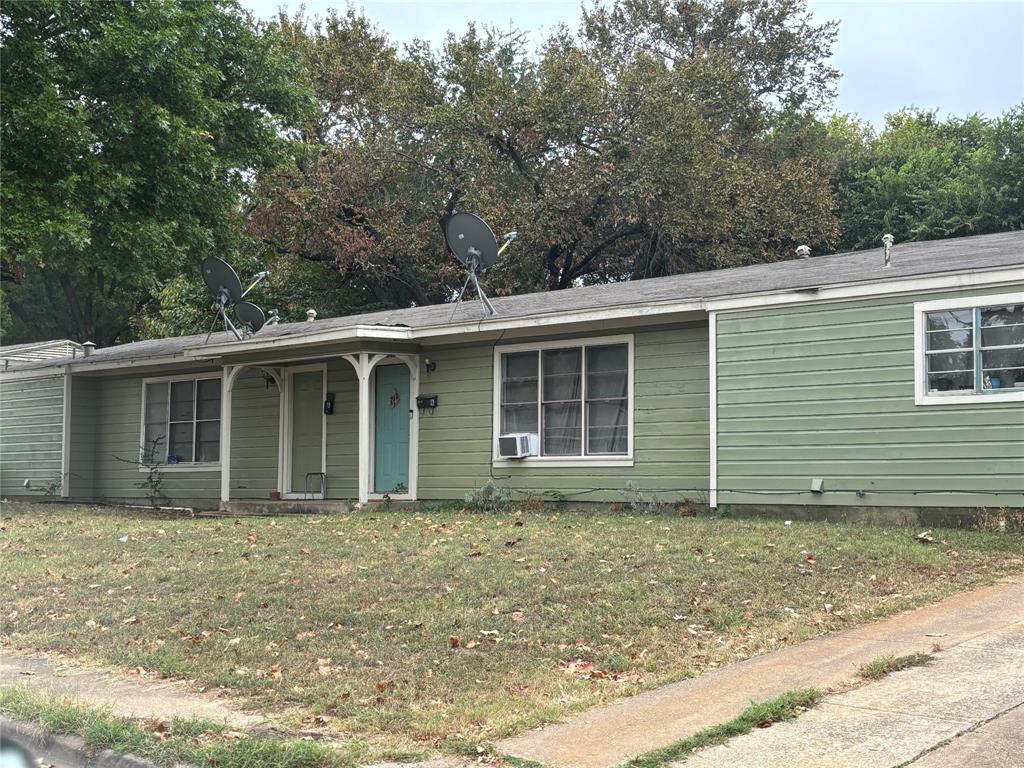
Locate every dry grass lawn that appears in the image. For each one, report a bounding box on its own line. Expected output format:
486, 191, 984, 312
2, 502, 1022, 761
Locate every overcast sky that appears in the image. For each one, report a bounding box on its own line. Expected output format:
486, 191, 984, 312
239, 0, 1024, 129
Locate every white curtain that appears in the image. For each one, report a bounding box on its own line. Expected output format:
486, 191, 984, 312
542, 348, 582, 455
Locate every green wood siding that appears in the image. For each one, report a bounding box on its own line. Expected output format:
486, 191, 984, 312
68, 376, 99, 497
325, 360, 358, 498
716, 284, 1024, 508
0, 375, 64, 496
91, 373, 220, 504
418, 323, 709, 503
229, 369, 280, 499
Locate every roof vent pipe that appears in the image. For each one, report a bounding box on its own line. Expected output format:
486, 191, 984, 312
306, 309, 318, 322
882, 234, 895, 268
795, 245, 811, 258
82, 341, 96, 357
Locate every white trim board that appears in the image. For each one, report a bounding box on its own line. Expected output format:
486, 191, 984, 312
491, 333, 635, 467
60, 372, 71, 498
912, 291, 1024, 406
708, 312, 718, 509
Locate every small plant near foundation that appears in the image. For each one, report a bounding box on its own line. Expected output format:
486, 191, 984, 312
621, 481, 670, 515
858, 652, 934, 681
463, 480, 513, 514
34, 475, 63, 497
116, 436, 168, 507
974, 506, 1024, 533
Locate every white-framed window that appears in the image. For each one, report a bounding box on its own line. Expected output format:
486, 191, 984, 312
914, 292, 1024, 405
141, 375, 222, 466
493, 334, 634, 466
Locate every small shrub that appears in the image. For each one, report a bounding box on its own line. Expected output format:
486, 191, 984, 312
621, 481, 670, 515
35, 475, 63, 498
463, 480, 513, 514
974, 507, 1024, 533
115, 436, 168, 507
518, 494, 545, 513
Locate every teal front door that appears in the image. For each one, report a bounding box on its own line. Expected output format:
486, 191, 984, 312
374, 365, 410, 493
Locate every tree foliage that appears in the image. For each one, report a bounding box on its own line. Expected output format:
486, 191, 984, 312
250, 0, 842, 312
832, 107, 1024, 250
0, 0, 309, 345
2, 1, 1020, 346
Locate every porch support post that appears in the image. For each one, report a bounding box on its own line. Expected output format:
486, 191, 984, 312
220, 365, 244, 505
356, 353, 372, 504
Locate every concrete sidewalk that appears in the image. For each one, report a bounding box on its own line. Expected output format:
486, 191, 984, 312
681, 622, 1024, 767
0, 652, 264, 728
498, 575, 1024, 768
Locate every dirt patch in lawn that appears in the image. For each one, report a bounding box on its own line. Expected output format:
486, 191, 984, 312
2, 502, 1021, 760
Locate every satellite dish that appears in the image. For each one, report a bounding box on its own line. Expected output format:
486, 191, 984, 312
444, 212, 515, 316
201, 257, 271, 342
202, 257, 244, 306
445, 213, 499, 269
234, 301, 266, 333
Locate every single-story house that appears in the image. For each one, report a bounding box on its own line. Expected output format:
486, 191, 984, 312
1, 231, 1021, 515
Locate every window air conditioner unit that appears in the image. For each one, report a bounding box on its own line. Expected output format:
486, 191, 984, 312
498, 433, 539, 459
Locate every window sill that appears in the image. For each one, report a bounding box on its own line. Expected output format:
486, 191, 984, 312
492, 456, 634, 469
138, 463, 221, 473
916, 389, 1024, 406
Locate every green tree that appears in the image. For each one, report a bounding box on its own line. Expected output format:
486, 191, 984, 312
833, 106, 1024, 250
250, 0, 841, 312
1, 0, 309, 345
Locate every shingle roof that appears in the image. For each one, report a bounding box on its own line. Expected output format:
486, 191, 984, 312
5, 230, 1022, 375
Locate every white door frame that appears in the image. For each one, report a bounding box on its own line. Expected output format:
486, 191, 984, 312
281, 363, 327, 499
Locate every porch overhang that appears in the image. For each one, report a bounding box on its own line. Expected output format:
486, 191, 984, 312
218, 345, 421, 509
186, 324, 414, 359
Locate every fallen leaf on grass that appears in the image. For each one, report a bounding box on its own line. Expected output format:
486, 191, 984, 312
302, 714, 331, 727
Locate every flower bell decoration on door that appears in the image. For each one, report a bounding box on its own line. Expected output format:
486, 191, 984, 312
388, 388, 401, 408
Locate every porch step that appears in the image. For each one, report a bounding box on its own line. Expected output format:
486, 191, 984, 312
212, 500, 357, 517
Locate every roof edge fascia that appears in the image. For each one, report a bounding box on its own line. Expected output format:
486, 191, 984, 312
2, 263, 1019, 380
0, 353, 222, 381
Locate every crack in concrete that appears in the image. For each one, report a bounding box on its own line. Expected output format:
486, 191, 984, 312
896, 700, 1024, 767
819, 700, 974, 725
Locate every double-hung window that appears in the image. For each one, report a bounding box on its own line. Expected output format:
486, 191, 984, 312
915, 293, 1024, 404
496, 336, 633, 461
142, 377, 222, 464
